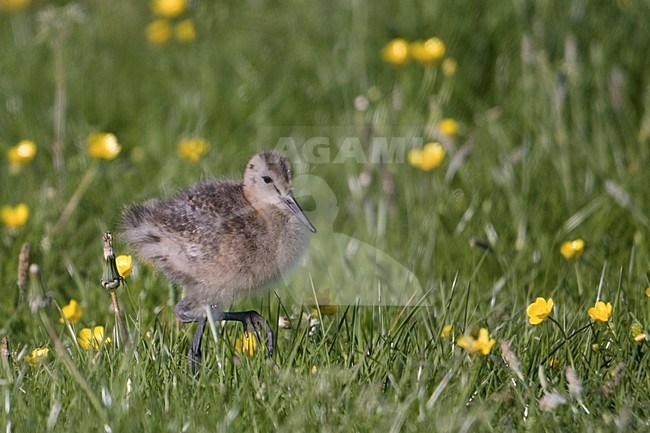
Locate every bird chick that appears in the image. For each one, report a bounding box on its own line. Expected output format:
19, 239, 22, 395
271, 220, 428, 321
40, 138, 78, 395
121, 151, 316, 375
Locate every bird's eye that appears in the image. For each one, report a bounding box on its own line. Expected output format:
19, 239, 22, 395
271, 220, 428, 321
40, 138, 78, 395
262, 176, 273, 184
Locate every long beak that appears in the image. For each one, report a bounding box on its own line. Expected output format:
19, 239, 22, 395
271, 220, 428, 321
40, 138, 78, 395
283, 192, 317, 233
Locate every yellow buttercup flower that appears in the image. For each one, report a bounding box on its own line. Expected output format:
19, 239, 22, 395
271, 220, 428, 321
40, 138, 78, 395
116, 255, 133, 278
77, 326, 111, 350
313, 304, 338, 316
306, 289, 338, 316
560, 239, 584, 260
475, 328, 496, 355
527, 297, 553, 325
645, 287, 650, 297
24, 347, 49, 366
456, 328, 495, 355
175, 19, 195, 42
442, 57, 457, 77
88, 132, 121, 160
631, 323, 647, 342
0, 0, 30, 13
588, 301, 612, 322
438, 118, 459, 137
59, 299, 83, 324
177, 138, 209, 162
381, 38, 410, 66
441, 324, 453, 338
151, 0, 186, 18
146, 19, 173, 45
1, 203, 29, 229
408, 142, 445, 171
410, 37, 445, 65
234, 332, 257, 357
7, 140, 37, 166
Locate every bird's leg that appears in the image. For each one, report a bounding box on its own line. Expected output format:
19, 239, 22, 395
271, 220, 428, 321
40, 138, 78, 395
188, 316, 207, 378
219, 310, 274, 356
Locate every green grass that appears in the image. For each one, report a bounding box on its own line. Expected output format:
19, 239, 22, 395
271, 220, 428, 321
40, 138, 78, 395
1, 0, 650, 431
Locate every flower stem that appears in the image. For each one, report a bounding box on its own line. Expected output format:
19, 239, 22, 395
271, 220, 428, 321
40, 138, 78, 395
548, 316, 567, 340
101, 232, 130, 348
606, 321, 619, 345
543, 321, 592, 366
52, 29, 67, 197
30, 264, 106, 421
414, 65, 438, 109
574, 262, 583, 296
50, 162, 98, 236
111, 290, 130, 348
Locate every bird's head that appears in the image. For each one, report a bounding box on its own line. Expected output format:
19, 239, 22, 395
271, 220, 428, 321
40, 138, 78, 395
243, 152, 316, 233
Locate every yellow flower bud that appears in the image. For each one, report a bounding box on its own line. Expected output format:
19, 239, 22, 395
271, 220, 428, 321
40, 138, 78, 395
381, 38, 410, 66
77, 326, 111, 350
438, 118, 459, 137
116, 255, 133, 278
177, 138, 209, 162
0, 0, 30, 14
151, 0, 186, 18
560, 239, 584, 260
24, 347, 49, 366
234, 332, 257, 357
88, 133, 121, 160
588, 301, 612, 322
59, 299, 83, 324
1, 203, 29, 229
7, 140, 37, 166
442, 58, 457, 77
410, 38, 445, 65
146, 19, 173, 45
408, 142, 445, 171
175, 19, 195, 42
526, 297, 553, 325
456, 328, 495, 355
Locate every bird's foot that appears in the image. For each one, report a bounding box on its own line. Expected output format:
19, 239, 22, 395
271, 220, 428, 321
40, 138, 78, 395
222, 310, 274, 357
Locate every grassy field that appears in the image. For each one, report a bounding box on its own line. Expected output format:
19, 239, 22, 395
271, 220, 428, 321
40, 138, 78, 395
1, 0, 650, 431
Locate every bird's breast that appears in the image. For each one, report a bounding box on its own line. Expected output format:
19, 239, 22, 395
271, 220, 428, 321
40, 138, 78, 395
200, 214, 307, 293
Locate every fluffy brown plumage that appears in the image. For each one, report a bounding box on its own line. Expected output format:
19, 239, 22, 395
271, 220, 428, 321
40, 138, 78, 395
121, 151, 316, 374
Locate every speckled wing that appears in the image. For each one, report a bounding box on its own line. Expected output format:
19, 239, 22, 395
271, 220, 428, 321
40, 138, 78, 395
120, 179, 250, 290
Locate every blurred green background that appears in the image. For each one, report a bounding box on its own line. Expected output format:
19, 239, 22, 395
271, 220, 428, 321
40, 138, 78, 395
1, 0, 649, 431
